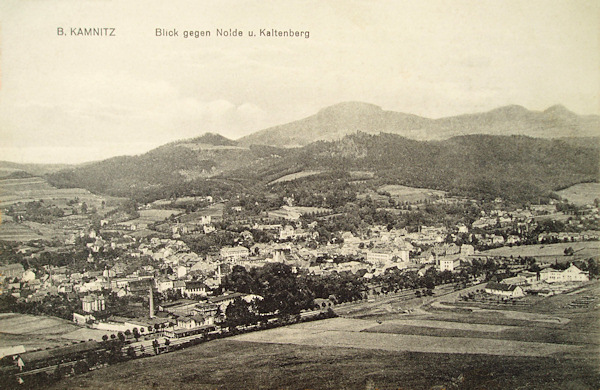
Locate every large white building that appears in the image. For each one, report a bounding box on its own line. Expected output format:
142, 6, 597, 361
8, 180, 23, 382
82, 294, 105, 313
439, 256, 460, 272
366, 250, 393, 264
220, 246, 250, 261
366, 249, 409, 265
539, 264, 589, 283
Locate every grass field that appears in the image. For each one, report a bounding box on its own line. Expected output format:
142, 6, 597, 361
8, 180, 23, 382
119, 209, 183, 228
51, 339, 599, 390
269, 170, 323, 185
0, 177, 104, 207
478, 241, 600, 263
378, 184, 446, 203
232, 318, 579, 357
0, 176, 119, 241
0, 221, 43, 241
556, 183, 600, 206
0, 313, 103, 351
50, 282, 600, 389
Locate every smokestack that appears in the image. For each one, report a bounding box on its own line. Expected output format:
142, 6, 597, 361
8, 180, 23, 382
149, 285, 155, 319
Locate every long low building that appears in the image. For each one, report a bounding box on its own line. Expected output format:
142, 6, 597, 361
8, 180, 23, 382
485, 282, 525, 298
18, 341, 101, 370
163, 324, 217, 339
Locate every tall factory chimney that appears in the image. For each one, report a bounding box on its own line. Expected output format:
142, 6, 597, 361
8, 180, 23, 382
149, 285, 155, 319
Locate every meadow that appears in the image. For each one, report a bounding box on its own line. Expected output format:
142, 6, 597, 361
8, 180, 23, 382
51, 282, 600, 389
556, 183, 600, 206
479, 241, 600, 264
378, 184, 446, 203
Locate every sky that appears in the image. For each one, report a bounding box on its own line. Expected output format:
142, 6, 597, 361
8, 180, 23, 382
0, 0, 598, 164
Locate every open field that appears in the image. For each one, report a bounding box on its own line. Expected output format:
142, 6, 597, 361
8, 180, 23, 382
0, 313, 100, 351
61, 327, 115, 342
0, 222, 43, 241
138, 209, 183, 221
556, 183, 600, 206
478, 241, 600, 263
0, 313, 77, 335
369, 318, 514, 332
50, 282, 600, 389
51, 339, 599, 390
119, 209, 183, 228
269, 170, 323, 185
0, 177, 106, 207
378, 184, 446, 203
0, 219, 84, 242
268, 205, 333, 220
0, 313, 112, 353
232, 318, 579, 357
284, 206, 332, 215
0, 176, 122, 241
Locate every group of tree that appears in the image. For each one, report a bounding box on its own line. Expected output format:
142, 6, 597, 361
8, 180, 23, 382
220, 263, 313, 318
0, 293, 82, 320
5, 200, 65, 223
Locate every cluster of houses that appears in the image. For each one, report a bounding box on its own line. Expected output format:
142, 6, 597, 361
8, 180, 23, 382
484, 264, 590, 299
2, 195, 598, 344
4, 210, 595, 311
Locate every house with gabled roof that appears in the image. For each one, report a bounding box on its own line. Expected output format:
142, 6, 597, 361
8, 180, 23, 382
485, 282, 524, 298
539, 264, 589, 283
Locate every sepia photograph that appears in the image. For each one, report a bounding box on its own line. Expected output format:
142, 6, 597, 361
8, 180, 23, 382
0, 1, 598, 389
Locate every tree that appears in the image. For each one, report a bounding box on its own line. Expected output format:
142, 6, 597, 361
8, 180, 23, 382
86, 351, 99, 367
564, 247, 574, 256
255, 263, 314, 315
133, 327, 140, 341
73, 360, 89, 374
222, 265, 257, 293
225, 297, 257, 329
53, 364, 64, 381
587, 259, 599, 278
117, 332, 125, 343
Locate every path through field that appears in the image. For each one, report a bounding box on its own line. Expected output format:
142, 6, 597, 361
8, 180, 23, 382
232, 317, 581, 357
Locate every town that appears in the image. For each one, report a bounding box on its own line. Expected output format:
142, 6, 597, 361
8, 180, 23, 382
0, 174, 598, 387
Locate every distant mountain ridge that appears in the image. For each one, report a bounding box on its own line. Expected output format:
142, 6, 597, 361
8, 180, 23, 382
239, 102, 599, 147
0, 161, 72, 179
7, 101, 599, 203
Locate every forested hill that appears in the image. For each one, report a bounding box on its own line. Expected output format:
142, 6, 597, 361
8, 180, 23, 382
47, 132, 599, 203
230, 133, 599, 201
46, 134, 286, 200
